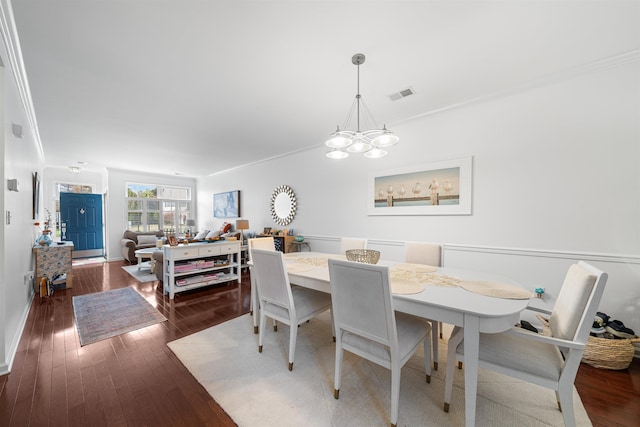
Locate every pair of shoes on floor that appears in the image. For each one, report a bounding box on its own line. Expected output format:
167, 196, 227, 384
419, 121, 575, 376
591, 311, 610, 335
605, 319, 637, 339
590, 321, 606, 335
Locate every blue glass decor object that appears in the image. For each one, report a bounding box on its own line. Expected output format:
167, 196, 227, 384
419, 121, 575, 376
36, 232, 53, 247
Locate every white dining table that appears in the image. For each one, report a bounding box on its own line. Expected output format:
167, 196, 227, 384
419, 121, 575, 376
251, 252, 530, 427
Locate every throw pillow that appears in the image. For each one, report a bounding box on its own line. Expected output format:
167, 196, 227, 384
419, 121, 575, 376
194, 230, 209, 240
221, 222, 232, 233
123, 230, 138, 241
137, 235, 158, 245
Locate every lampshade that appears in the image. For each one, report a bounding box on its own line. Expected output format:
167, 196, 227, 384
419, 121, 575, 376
236, 219, 250, 230
325, 53, 399, 159
186, 219, 196, 227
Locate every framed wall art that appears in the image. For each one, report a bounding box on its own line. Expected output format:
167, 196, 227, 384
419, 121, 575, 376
32, 172, 40, 220
367, 156, 473, 216
214, 190, 240, 218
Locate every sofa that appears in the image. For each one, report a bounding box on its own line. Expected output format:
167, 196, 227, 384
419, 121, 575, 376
153, 250, 164, 282
120, 230, 165, 264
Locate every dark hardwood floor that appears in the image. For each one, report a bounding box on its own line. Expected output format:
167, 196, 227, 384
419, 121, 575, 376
0, 260, 638, 426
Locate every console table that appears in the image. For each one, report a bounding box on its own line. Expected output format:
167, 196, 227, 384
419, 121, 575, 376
33, 242, 74, 294
162, 241, 241, 299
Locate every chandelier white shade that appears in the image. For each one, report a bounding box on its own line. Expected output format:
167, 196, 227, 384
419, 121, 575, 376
325, 53, 399, 159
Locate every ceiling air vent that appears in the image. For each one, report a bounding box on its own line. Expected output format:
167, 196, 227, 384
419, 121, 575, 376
388, 87, 415, 101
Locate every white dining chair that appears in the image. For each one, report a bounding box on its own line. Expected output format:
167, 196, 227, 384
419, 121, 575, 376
328, 258, 432, 427
339, 237, 367, 253
404, 241, 442, 266
248, 237, 275, 332
404, 241, 443, 369
252, 248, 332, 371
443, 261, 608, 426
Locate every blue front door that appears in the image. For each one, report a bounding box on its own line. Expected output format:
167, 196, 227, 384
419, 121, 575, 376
60, 192, 104, 258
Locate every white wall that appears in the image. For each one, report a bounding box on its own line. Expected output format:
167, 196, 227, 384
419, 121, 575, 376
0, 49, 46, 373
198, 60, 640, 337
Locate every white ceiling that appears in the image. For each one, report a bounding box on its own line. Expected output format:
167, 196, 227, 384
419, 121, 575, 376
10, 1, 639, 177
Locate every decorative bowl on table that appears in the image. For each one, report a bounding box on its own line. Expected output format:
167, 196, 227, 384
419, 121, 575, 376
295, 235, 304, 242
345, 249, 380, 264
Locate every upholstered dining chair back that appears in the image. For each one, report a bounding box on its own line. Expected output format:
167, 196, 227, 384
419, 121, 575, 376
404, 241, 442, 267
549, 263, 599, 343
329, 259, 396, 349
247, 237, 276, 323
252, 248, 332, 371
248, 237, 275, 262
339, 237, 367, 254
405, 241, 443, 363
251, 248, 291, 310
328, 258, 431, 426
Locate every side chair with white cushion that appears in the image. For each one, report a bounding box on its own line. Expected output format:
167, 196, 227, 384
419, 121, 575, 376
248, 237, 275, 333
252, 248, 332, 371
404, 241, 443, 369
339, 237, 367, 254
328, 258, 432, 427
443, 261, 608, 426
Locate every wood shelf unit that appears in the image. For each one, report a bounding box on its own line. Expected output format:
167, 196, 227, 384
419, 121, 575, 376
162, 241, 241, 299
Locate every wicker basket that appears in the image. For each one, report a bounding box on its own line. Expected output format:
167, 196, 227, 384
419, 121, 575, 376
345, 249, 380, 264
582, 336, 640, 370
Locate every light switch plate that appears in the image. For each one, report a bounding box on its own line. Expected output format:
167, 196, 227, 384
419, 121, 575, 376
7, 179, 19, 191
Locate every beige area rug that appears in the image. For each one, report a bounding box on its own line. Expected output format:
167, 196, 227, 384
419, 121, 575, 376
121, 264, 158, 283
167, 312, 591, 427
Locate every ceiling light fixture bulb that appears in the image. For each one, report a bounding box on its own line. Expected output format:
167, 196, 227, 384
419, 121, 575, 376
364, 148, 388, 159
326, 127, 353, 149
371, 126, 399, 148
347, 140, 372, 153
326, 149, 349, 159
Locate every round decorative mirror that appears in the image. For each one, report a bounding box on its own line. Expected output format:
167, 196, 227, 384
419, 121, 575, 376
270, 185, 297, 226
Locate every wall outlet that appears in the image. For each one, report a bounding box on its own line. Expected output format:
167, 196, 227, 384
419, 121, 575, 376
25, 271, 34, 286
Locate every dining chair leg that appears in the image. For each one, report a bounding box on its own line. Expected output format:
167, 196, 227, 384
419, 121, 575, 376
443, 326, 464, 412
288, 322, 298, 371
334, 345, 344, 399
423, 337, 432, 383
258, 311, 267, 353
430, 320, 439, 370
390, 360, 401, 427
558, 382, 576, 426
250, 272, 259, 333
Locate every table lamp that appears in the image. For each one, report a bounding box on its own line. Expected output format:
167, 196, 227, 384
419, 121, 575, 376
186, 219, 196, 236
236, 219, 249, 244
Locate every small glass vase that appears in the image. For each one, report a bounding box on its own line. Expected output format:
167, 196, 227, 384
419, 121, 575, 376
36, 231, 53, 247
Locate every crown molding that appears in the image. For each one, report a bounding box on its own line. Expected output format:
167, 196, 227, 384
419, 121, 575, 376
0, 0, 44, 160
393, 49, 640, 127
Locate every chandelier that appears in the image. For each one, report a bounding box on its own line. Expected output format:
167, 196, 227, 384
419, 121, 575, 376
325, 53, 399, 159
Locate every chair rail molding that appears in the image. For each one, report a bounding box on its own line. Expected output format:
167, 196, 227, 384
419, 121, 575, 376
444, 244, 640, 265
302, 236, 640, 265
